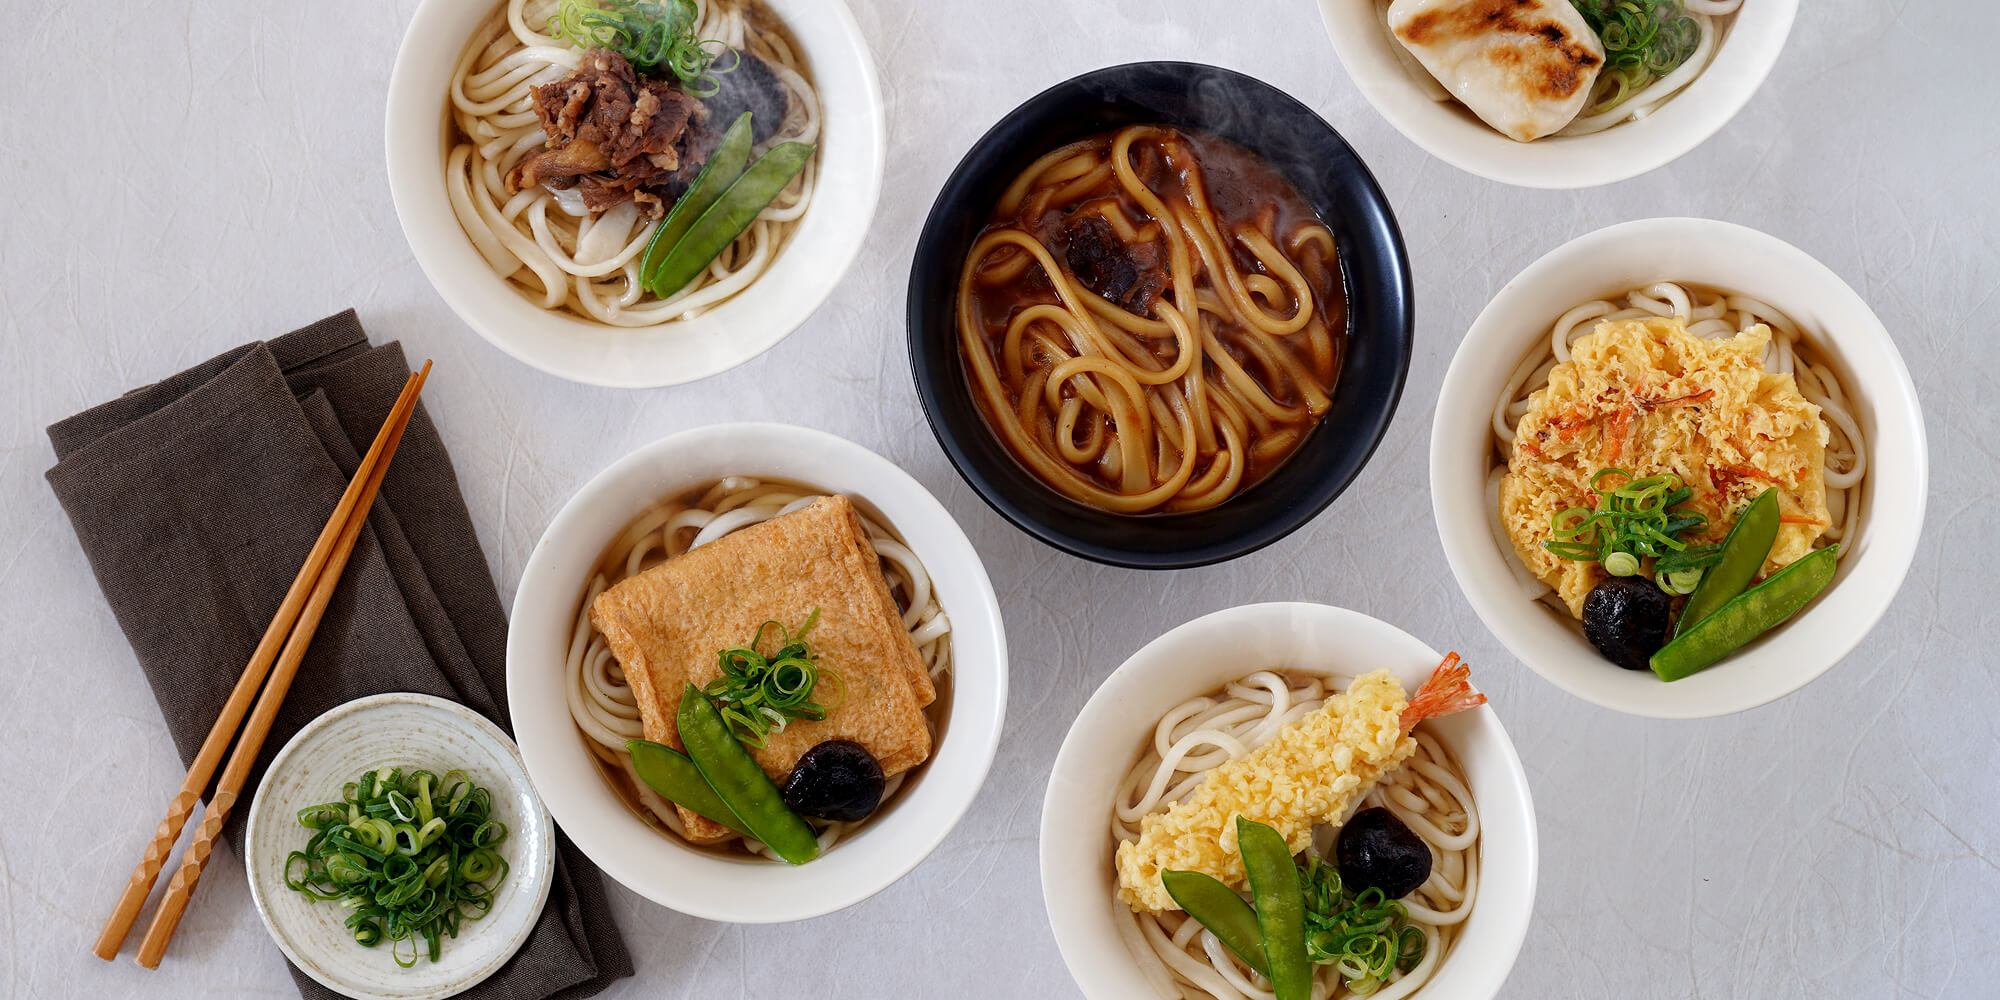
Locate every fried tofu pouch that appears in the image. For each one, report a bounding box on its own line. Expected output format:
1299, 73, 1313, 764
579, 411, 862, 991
1501, 317, 1830, 616
1115, 671, 1416, 913
590, 495, 934, 843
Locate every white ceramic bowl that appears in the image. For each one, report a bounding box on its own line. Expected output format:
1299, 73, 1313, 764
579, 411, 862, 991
1432, 217, 1927, 718
1041, 603, 1536, 1000
385, 0, 886, 387
1315, 0, 1798, 188
245, 693, 556, 1000
507, 422, 1007, 922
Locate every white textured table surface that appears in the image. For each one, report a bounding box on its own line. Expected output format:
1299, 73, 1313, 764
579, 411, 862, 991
3, 1, 1995, 997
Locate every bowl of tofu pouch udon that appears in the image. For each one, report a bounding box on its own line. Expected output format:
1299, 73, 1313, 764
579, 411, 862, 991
907, 62, 1414, 569
1040, 603, 1536, 1000
507, 422, 1006, 921
1316, 0, 1798, 188
385, 0, 885, 387
1432, 218, 1926, 718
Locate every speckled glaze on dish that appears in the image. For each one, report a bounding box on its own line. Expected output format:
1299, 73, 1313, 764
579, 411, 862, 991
244, 693, 555, 1000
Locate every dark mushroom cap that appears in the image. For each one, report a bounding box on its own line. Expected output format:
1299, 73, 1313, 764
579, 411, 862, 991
781, 740, 885, 823
1336, 807, 1433, 899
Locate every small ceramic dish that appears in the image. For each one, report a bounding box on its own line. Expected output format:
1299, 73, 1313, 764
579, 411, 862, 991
1041, 603, 1535, 999
245, 693, 555, 1000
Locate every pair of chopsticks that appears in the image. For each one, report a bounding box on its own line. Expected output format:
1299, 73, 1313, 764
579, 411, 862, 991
92, 361, 433, 968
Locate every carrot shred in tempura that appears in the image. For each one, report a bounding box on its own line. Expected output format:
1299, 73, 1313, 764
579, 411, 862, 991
1780, 514, 1825, 525
1602, 402, 1637, 463
1400, 653, 1486, 730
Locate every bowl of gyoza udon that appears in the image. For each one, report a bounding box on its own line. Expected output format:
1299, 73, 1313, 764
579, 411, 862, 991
386, 0, 885, 387
907, 62, 1414, 569
1041, 603, 1536, 1000
1432, 217, 1927, 718
506, 422, 1006, 921
1316, 0, 1798, 188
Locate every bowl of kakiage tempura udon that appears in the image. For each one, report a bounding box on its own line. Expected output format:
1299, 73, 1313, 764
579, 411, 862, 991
1432, 218, 1926, 718
1041, 603, 1535, 1000
507, 422, 1006, 922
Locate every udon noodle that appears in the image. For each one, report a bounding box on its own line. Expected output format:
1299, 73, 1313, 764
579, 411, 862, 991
1488, 282, 1867, 607
447, 0, 821, 326
1113, 671, 1478, 1000
957, 126, 1346, 514
565, 477, 951, 860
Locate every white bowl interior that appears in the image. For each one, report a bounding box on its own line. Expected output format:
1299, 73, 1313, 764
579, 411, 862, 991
1041, 603, 1536, 1000
245, 694, 555, 1000
1316, 0, 1798, 188
1431, 217, 1927, 718
507, 422, 1006, 922
384, 0, 886, 387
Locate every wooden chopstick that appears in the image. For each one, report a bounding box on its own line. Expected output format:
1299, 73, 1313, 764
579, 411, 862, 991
93, 361, 431, 966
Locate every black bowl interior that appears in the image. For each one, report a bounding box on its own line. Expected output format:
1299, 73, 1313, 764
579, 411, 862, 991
907, 62, 1414, 569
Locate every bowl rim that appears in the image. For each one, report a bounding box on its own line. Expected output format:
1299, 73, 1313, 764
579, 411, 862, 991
1314, 0, 1801, 188
244, 692, 556, 1000
504, 421, 1008, 922
905, 60, 1415, 569
1038, 602, 1537, 1000
383, 0, 887, 388
1429, 216, 1929, 718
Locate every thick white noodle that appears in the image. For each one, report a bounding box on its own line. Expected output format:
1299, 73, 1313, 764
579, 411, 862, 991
1491, 281, 1868, 563
563, 478, 952, 861
1113, 670, 1478, 1000
447, 0, 821, 326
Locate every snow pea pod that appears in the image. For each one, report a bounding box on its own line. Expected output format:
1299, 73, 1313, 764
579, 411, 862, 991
637, 111, 755, 283
1236, 816, 1310, 1000
626, 738, 753, 838
1162, 869, 1270, 976
1674, 488, 1778, 636
646, 141, 814, 298
675, 684, 820, 864
1652, 544, 1839, 681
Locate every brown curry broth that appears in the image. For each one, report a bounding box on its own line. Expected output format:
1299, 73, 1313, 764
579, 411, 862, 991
962, 128, 1348, 499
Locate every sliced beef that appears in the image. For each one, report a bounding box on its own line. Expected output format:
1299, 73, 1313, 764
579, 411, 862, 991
508, 47, 709, 217
1063, 214, 1168, 315
699, 52, 791, 144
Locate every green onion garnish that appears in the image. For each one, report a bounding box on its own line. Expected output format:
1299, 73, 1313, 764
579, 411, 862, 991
1299, 858, 1425, 994
284, 766, 510, 967
1544, 468, 1711, 577
548, 0, 739, 95
1569, 0, 1703, 115
702, 609, 844, 749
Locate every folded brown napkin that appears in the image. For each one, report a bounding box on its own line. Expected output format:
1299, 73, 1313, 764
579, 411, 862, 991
46, 310, 632, 1000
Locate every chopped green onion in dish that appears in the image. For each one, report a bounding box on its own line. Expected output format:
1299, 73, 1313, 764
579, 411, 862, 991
1544, 468, 1711, 578
1300, 858, 1426, 995
1569, 0, 1702, 115
284, 766, 509, 967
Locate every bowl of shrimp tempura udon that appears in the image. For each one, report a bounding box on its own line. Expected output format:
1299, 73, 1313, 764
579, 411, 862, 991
1040, 603, 1535, 1000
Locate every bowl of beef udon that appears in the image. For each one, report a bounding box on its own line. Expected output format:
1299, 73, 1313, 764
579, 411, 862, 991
1317, 0, 1798, 187
506, 422, 1006, 921
907, 62, 1415, 569
386, 0, 885, 387
1432, 218, 1926, 718
1041, 603, 1536, 1000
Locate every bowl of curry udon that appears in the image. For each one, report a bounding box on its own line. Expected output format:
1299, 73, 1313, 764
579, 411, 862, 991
506, 422, 1007, 921
907, 62, 1415, 568
1432, 218, 1927, 718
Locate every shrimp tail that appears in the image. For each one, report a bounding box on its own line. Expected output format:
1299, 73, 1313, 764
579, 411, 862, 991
1400, 653, 1486, 729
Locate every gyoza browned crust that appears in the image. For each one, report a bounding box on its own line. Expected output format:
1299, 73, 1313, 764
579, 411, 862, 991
589, 495, 934, 842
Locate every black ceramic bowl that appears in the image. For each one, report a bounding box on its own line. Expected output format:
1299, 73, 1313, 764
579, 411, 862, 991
907, 62, 1414, 569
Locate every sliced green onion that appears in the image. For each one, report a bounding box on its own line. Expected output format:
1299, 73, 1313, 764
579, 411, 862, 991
1299, 859, 1424, 994
283, 764, 509, 963
701, 609, 840, 748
